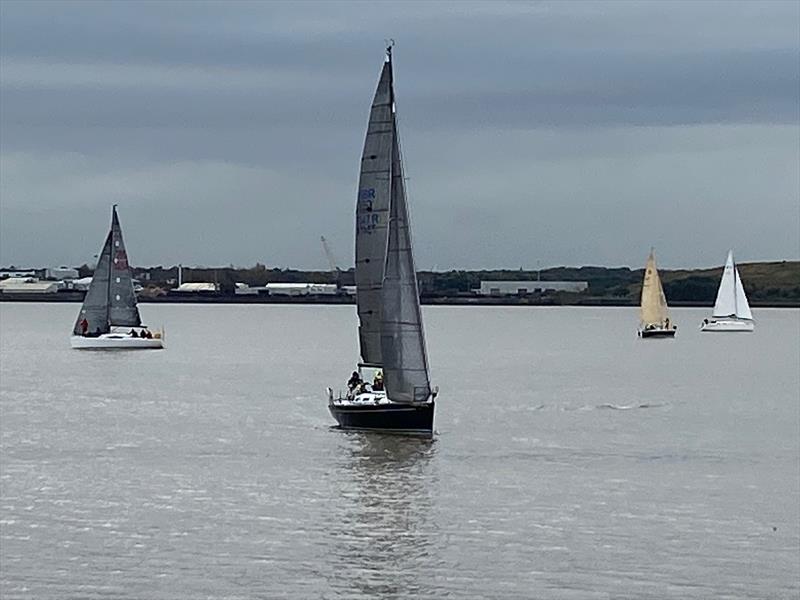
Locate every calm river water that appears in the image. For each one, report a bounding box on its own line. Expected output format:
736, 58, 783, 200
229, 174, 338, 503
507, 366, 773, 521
1, 303, 798, 599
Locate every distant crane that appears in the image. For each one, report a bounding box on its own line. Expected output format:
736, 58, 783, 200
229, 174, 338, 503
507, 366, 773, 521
320, 236, 342, 288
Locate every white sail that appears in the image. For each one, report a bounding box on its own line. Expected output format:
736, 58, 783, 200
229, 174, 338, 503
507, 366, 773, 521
355, 58, 394, 367
640, 249, 670, 327
380, 117, 431, 404
712, 250, 751, 319
73, 206, 141, 334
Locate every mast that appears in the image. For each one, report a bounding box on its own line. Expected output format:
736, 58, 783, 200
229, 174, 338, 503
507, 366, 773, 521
732, 251, 738, 317
106, 205, 115, 329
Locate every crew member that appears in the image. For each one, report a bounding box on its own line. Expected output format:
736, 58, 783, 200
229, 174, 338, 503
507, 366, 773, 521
372, 369, 384, 391
347, 371, 362, 392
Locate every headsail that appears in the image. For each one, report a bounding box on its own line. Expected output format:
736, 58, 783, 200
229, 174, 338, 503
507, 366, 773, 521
355, 53, 394, 366
73, 228, 113, 334
733, 258, 753, 320
712, 250, 751, 319
73, 206, 141, 334
640, 249, 670, 327
381, 119, 431, 404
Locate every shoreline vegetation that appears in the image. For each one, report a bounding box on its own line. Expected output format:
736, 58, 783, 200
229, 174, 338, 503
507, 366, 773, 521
1, 261, 798, 307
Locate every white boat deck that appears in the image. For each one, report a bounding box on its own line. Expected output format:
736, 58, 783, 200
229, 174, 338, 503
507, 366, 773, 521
330, 390, 390, 407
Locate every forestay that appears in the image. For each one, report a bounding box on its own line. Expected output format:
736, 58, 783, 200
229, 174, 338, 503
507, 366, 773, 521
640, 250, 670, 326
380, 119, 432, 404
355, 58, 394, 366
73, 206, 141, 334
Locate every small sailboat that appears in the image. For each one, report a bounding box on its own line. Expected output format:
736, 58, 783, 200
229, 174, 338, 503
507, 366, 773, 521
638, 249, 676, 338
70, 206, 163, 349
326, 44, 436, 437
701, 250, 754, 332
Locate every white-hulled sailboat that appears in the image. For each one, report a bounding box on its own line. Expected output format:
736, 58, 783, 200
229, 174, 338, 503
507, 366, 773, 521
70, 206, 163, 349
326, 44, 437, 437
701, 250, 754, 332
638, 249, 676, 338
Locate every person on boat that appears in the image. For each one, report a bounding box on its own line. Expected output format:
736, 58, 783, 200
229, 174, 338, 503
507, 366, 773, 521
130, 329, 138, 337
372, 370, 384, 391
144, 329, 153, 339
347, 371, 362, 392
664, 317, 670, 329
80, 317, 89, 336
93, 327, 102, 337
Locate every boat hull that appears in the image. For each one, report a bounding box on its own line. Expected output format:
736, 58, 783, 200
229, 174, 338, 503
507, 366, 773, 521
328, 400, 434, 437
640, 328, 677, 338
700, 319, 754, 332
70, 335, 164, 349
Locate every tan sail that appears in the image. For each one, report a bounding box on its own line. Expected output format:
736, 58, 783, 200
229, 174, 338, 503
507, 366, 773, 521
640, 249, 670, 327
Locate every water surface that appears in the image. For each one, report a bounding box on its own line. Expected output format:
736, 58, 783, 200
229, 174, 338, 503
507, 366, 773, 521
1, 303, 798, 598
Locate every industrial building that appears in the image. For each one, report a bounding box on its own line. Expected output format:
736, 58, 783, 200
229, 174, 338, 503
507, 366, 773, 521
0, 269, 38, 279
264, 283, 339, 296
45, 266, 79, 280
0, 277, 59, 294
172, 282, 220, 294
477, 280, 588, 296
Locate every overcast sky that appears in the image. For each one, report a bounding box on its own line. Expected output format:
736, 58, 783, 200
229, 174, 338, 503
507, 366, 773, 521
1, 0, 798, 270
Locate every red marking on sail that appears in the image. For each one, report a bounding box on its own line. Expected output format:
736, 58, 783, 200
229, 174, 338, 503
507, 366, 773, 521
114, 250, 129, 270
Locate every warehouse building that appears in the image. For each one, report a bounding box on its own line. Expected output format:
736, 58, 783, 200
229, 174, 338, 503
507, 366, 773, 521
477, 280, 588, 296
0, 277, 59, 294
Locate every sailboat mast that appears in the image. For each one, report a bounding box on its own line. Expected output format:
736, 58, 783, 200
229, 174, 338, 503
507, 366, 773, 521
106, 206, 116, 329
732, 253, 739, 317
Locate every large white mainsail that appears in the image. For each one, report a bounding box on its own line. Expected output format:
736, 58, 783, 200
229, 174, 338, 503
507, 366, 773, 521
73, 206, 141, 334
355, 57, 394, 367
380, 116, 431, 404
640, 249, 670, 327
712, 250, 752, 320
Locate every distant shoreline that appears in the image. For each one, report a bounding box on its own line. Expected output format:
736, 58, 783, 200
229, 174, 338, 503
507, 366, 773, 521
1, 293, 797, 308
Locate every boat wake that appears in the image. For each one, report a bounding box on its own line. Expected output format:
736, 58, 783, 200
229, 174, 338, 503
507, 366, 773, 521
596, 403, 666, 410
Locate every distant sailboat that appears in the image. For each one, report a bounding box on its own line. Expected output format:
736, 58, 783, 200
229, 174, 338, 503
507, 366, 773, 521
700, 250, 754, 332
326, 44, 436, 437
638, 249, 676, 338
70, 206, 163, 349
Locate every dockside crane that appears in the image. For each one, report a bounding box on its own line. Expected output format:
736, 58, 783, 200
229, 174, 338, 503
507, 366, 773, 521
320, 236, 342, 289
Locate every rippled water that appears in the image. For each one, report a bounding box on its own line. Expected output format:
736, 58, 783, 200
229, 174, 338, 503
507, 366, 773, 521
1, 303, 798, 598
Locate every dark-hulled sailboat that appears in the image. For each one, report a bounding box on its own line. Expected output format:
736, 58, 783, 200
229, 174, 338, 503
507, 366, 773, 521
327, 45, 436, 437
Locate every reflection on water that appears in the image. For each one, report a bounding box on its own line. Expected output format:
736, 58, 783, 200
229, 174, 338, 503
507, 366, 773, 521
325, 434, 438, 597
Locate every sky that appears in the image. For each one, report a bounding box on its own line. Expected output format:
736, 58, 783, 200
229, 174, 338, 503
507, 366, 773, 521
1, 0, 798, 270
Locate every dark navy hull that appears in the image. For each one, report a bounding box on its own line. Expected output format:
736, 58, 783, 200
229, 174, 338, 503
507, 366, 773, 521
329, 401, 434, 437
640, 329, 677, 338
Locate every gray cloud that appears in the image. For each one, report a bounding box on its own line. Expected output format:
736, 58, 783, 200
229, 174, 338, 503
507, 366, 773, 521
1, 0, 798, 269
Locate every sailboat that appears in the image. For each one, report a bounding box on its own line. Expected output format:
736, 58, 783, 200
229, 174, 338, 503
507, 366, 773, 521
326, 44, 437, 437
701, 250, 754, 332
70, 206, 163, 349
638, 249, 676, 338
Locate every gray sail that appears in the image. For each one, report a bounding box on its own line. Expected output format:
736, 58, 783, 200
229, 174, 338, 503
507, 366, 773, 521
73, 206, 141, 334
355, 58, 394, 366
73, 229, 113, 334
380, 120, 431, 403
